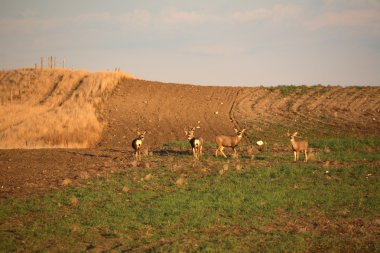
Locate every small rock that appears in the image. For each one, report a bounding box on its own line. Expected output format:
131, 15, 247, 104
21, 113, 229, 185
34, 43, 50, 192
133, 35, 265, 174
200, 168, 209, 173
175, 177, 186, 186
144, 174, 152, 181
79, 171, 90, 180
122, 186, 130, 193
142, 148, 149, 156
62, 178, 72, 186
69, 196, 79, 206
130, 160, 138, 168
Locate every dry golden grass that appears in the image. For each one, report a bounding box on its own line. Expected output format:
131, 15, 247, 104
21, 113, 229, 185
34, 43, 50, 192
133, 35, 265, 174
0, 68, 135, 148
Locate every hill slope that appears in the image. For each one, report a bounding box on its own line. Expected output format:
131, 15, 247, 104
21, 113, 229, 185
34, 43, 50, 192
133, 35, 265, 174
0, 68, 134, 148
1, 69, 379, 149
100, 79, 380, 148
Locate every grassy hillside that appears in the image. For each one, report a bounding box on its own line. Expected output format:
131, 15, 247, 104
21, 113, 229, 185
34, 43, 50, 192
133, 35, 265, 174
0, 68, 134, 148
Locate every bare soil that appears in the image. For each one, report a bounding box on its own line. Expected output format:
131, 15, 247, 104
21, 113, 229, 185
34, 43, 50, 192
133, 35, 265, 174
99, 79, 380, 148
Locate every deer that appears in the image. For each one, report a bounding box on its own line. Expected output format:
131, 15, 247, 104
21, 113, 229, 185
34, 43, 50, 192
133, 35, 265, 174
131, 131, 146, 161
185, 127, 204, 160
215, 128, 246, 158
287, 131, 308, 162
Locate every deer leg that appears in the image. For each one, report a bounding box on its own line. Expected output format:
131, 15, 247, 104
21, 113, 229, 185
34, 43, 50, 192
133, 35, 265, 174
293, 151, 297, 161
215, 146, 219, 157
232, 147, 238, 158
195, 147, 200, 160
220, 147, 227, 158
304, 150, 308, 162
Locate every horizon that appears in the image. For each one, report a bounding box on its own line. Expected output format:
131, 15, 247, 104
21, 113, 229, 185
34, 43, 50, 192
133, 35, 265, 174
1, 0, 380, 86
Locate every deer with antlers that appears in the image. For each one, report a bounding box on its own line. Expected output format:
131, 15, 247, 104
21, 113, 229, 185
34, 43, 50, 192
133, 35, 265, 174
131, 131, 146, 161
287, 131, 308, 162
215, 128, 246, 158
185, 127, 204, 160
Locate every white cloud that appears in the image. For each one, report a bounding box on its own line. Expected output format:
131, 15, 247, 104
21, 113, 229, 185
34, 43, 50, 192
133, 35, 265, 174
161, 9, 210, 25
305, 9, 380, 32
0, 10, 153, 35
118, 10, 152, 26
230, 4, 304, 24
323, 0, 380, 9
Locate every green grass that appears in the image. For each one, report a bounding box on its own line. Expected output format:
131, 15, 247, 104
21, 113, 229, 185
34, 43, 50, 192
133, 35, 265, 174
265, 85, 310, 97
310, 137, 380, 162
1, 138, 380, 252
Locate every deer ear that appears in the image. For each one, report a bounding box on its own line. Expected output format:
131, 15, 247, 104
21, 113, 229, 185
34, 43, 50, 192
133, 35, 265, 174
234, 128, 238, 132
137, 131, 141, 135
184, 130, 188, 135
293, 132, 298, 137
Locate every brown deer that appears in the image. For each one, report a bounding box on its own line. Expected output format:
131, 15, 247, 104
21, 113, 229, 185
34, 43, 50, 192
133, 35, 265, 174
288, 131, 308, 162
132, 131, 146, 161
185, 127, 204, 160
215, 128, 246, 158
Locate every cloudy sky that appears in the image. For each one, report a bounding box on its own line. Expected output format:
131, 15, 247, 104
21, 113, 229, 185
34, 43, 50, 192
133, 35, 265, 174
1, 0, 379, 86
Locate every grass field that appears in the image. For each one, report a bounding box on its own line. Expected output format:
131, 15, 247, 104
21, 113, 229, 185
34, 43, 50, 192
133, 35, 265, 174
1, 138, 379, 252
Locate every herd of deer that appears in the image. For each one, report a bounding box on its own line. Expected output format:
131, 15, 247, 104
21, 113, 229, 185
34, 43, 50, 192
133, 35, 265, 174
131, 128, 309, 162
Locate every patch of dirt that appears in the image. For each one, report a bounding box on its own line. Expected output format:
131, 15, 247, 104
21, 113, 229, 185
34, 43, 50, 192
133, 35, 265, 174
0, 149, 128, 198
98, 79, 240, 148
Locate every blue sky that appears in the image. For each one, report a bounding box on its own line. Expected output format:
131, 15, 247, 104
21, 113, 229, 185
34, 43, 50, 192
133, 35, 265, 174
1, 0, 379, 86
